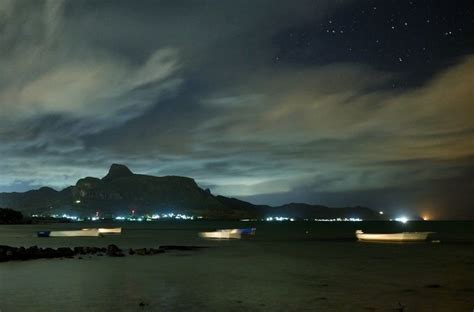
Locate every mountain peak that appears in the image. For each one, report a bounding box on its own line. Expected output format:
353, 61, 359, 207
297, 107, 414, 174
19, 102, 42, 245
102, 164, 134, 182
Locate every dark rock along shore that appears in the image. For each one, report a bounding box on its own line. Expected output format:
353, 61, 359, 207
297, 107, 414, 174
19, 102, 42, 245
0, 244, 206, 262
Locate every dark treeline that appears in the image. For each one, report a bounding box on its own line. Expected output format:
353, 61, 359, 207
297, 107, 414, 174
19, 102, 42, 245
0, 208, 23, 224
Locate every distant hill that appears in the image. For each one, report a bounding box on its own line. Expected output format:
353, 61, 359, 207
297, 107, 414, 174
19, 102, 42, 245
0, 164, 385, 220
0, 208, 24, 224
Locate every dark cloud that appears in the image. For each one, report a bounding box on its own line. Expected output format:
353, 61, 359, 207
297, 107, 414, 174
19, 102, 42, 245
0, 0, 473, 218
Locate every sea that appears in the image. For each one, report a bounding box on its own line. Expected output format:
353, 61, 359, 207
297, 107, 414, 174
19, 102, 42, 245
0, 221, 473, 312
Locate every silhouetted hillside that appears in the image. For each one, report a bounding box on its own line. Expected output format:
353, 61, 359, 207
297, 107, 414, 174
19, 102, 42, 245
0, 164, 386, 220
0, 208, 23, 224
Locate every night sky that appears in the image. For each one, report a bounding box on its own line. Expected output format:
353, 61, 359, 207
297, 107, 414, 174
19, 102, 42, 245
1, 0, 473, 218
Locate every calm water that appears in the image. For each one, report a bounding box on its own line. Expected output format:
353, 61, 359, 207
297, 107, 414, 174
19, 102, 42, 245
1, 221, 473, 311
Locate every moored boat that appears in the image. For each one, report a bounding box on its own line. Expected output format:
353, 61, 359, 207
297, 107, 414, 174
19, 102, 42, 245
37, 229, 101, 237
199, 228, 256, 239
233, 228, 256, 235
82, 227, 122, 234
199, 229, 241, 239
355, 230, 433, 242
99, 227, 122, 234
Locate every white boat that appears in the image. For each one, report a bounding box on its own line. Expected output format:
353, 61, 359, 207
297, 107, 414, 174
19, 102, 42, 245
38, 229, 101, 237
199, 229, 242, 239
82, 227, 122, 234
355, 230, 433, 242
99, 227, 122, 234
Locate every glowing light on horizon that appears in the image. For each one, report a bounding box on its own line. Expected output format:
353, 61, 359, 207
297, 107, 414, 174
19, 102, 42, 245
395, 216, 408, 223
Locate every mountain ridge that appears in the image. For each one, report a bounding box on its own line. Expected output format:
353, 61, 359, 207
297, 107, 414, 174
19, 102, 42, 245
0, 164, 386, 220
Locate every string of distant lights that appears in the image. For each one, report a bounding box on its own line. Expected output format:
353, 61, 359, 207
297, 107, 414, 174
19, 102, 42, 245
31, 213, 415, 223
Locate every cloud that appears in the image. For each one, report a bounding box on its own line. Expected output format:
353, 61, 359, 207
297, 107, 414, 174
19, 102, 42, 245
0, 0, 182, 157
183, 55, 474, 205
0, 1, 472, 218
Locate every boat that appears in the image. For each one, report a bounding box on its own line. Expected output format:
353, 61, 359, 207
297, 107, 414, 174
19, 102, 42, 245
235, 228, 256, 235
98, 227, 122, 234
355, 230, 433, 242
199, 229, 242, 239
199, 228, 256, 239
37, 229, 101, 237
82, 227, 122, 234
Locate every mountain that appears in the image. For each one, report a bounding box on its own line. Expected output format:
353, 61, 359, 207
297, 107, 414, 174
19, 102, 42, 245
268, 203, 382, 219
0, 164, 385, 220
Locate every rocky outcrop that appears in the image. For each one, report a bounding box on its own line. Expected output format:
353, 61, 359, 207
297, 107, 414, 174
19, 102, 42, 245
102, 164, 134, 182
106, 244, 124, 257
0, 244, 205, 262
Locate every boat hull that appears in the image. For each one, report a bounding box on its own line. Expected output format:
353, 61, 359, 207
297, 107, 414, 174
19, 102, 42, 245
38, 229, 101, 237
99, 227, 122, 234
199, 228, 257, 239
355, 230, 433, 242
235, 228, 256, 235
82, 227, 122, 234
199, 229, 241, 239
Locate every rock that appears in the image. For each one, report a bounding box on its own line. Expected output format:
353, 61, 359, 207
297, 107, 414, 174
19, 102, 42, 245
84, 247, 93, 254
158, 245, 206, 251
0, 245, 13, 262
106, 244, 124, 257
102, 164, 134, 182
128, 248, 136, 255
57, 247, 74, 258
149, 248, 164, 255
74, 247, 86, 255
16, 246, 27, 260
43, 248, 57, 258
0, 244, 133, 261
26, 246, 39, 259
135, 248, 148, 256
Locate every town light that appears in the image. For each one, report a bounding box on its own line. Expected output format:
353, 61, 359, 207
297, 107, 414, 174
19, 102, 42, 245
395, 216, 408, 223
